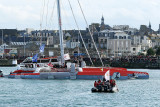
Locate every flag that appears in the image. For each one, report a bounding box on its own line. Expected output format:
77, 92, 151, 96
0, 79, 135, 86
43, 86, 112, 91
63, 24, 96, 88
39, 44, 45, 53
64, 53, 70, 60
32, 53, 38, 62
105, 70, 110, 81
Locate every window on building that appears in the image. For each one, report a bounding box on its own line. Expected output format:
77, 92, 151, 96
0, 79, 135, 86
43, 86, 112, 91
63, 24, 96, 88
88, 39, 91, 42
105, 39, 107, 43
101, 39, 103, 43
128, 36, 131, 39
133, 48, 136, 51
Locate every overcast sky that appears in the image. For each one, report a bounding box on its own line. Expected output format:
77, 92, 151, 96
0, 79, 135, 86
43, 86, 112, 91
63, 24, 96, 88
0, 0, 160, 30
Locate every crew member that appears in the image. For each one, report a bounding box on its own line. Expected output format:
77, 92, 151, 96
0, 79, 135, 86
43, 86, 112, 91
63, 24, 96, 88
0, 71, 3, 77
94, 81, 98, 87
97, 79, 102, 86
110, 79, 116, 87
102, 78, 106, 86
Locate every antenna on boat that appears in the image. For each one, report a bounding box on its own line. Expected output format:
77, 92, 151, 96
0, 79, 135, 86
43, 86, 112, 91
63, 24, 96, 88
57, 0, 65, 66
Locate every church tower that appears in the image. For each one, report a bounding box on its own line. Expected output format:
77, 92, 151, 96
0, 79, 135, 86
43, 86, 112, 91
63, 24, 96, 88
149, 21, 151, 30
100, 15, 105, 31
148, 21, 152, 34
101, 15, 104, 25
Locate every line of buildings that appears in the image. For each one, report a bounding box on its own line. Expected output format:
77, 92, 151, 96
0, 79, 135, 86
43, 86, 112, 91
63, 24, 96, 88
0, 16, 160, 58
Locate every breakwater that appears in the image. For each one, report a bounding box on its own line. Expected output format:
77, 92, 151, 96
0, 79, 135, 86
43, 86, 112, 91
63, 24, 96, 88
0, 59, 17, 66
84, 56, 160, 69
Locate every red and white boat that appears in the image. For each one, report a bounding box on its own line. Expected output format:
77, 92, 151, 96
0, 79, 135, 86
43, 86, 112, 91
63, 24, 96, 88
8, 0, 149, 80
8, 57, 149, 80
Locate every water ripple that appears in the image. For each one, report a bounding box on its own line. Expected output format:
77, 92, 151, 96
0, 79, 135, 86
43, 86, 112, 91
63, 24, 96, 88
0, 67, 160, 107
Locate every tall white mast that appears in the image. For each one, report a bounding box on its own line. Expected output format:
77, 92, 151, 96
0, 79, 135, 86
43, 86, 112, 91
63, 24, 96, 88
57, 0, 65, 66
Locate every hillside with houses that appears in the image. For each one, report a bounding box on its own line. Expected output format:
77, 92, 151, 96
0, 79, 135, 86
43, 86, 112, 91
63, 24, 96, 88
0, 16, 160, 60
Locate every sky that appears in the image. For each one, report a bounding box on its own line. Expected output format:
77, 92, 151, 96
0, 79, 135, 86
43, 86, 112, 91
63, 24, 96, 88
0, 0, 160, 30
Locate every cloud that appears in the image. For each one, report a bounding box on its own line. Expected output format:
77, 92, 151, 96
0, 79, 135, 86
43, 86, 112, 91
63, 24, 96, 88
0, 0, 41, 29
0, 4, 39, 21
0, 0, 160, 30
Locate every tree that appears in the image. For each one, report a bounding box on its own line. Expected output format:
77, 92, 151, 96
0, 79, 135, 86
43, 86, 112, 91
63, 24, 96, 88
154, 45, 158, 49
156, 47, 160, 55
138, 53, 145, 56
147, 48, 155, 56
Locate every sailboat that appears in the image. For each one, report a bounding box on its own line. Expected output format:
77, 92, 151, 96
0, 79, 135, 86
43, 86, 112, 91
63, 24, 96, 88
8, 0, 149, 80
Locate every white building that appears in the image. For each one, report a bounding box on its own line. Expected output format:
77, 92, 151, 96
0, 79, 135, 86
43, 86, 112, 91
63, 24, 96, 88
99, 30, 131, 57
150, 34, 160, 48
26, 28, 34, 34
141, 36, 152, 51
131, 45, 142, 55
109, 32, 131, 56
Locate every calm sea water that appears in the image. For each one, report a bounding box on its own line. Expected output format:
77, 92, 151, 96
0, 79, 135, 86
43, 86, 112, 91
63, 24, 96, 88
0, 67, 160, 107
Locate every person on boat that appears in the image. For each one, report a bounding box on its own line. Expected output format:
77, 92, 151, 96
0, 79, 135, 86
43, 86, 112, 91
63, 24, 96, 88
133, 73, 136, 77
37, 64, 40, 67
103, 77, 106, 82
110, 79, 116, 87
0, 71, 3, 77
48, 62, 53, 67
94, 81, 98, 87
97, 79, 102, 86
98, 79, 101, 84
102, 77, 107, 86
63, 63, 67, 68
104, 80, 109, 85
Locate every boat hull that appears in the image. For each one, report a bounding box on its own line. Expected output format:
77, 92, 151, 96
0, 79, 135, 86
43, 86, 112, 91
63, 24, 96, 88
7, 67, 149, 80
8, 72, 149, 80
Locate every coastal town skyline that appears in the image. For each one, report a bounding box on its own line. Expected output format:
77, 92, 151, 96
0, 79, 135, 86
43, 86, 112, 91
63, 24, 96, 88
0, 0, 160, 30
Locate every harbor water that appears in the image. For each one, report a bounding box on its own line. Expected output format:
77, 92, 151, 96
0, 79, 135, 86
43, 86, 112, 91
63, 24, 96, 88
0, 67, 160, 107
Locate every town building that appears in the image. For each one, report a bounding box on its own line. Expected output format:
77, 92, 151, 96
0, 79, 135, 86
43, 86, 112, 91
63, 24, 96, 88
99, 30, 131, 57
